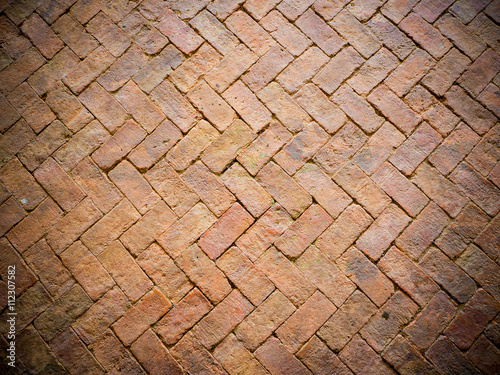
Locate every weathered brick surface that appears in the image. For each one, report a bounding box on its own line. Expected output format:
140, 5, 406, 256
3, 2, 500, 373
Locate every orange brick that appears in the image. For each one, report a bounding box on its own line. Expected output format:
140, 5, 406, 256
367, 13, 415, 59
0, 95, 20, 132
0, 48, 45, 96
0, 197, 25, 236
157, 9, 203, 54
226, 10, 274, 55
51, 14, 99, 59
86, 12, 131, 57
213, 334, 268, 375
297, 335, 353, 375
114, 288, 171, 345
190, 10, 239, 55
261, 10, 311, 56
21, 13, 63, 58
254, 337, 312, 374
383, 335, 438, 374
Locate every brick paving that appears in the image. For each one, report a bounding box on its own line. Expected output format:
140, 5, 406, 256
0, 0, 499, 374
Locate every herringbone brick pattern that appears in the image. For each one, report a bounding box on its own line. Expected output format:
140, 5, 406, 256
0, 0, 499, 373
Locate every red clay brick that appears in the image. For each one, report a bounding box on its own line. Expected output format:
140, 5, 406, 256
226, 10, 275, 56
86, 12, 130, 57
243, 0, 280, 19
337, 247, 394, 307
0, 197, 25, 236
261, 10, 311, 56
466, 334, 500, 374
297, 335, 353, 375
21, 13, 63, 58
0, 95, 20, 132
296, 9, 345, 56
0, 119, 34, 167
476, 214, 500, 262
478, 83, 500, 117
208, 0, 246, 20
52, 14, 99, 59
190, 10, 238, 55
255, 337, 312, 374
459, 49, 500, 97
176, 244, 232, 304
0, 241, 36, 298
157, 9, 203, 54
60, 241, 115, 301
0, 48, 45, 96
466, 124, 500, 176
383, 335, 439, 374
367, 13, 415, 59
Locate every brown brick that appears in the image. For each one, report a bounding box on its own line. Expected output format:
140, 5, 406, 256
256, 247, 316, 306
445, 85, 496, 135
53, 121, 109, 172
332, 85, 384, 134
145, 159, 199, 217
170, 44, 222, 93
295, 9, 344, 56
414, 0, 454, 22
202, 120, 256, 173
372, 162, 428, 217
347, 0, 387, 20
337, 247, 394, 307
383, 335, 439, 375
261, 10, 311, 56
34, 157, 86, 211
190, 10, 238, 55
131, 330, 183, 375
243, 0, 280, 19
313, 46, 364, 94
0, 95, 20, 132
466, 334, 500, 375
63, 46, 115, 94
356, 204, 411, 260
449, 0, 489, 23
0, 48, 45, 96
276, 204, 333, 258
18, 120, 71, 172
170, 0, 209, 19
156, 288, 212, 345
457, 244, 500, 301
0, 197, 25, 236
294, 84, 347, 134
255, 337, 313, 375
318, 291, 378, 351
444, 289, 500, 349
380, 0, 417, 23
208, 0, 246, 20
277, 291, 336, 353
120, 12, 168, 55
275, 122, 329, 174
89, 330, 144, 374
316, 204, 373, 261
256, 162, 312, 219
86, 12, 131, 57
396, 202, 448, 260
312, 0, 349, 20
314, 122, 367, 175
436, 203, 489, 258
295, 163, 352, 219
50, 328, 105, 375
420, 247, 476, 303
459, 49, 500, 97
399, 12, 452, 59
92, 119, 146, 170
78, 82, 128, 133
478, 82, 500, 117
71, 157, 122, 214
353, 122, 405, 175
7, 197, 63, 252
72, 286, 130, 344
114, 288, 170, 346
115, 80, 165, 133
60, 241, 115, 300
450, 162, 500, 216
170, 332, 226, 375
297, 335, 354, 375
366, 13, 415, 59
52, 14, 99, 59
7, 82, 56, 133
334, 161, 391, 217
385, 49, 435, 97
81, 199, 140, 255
220, 163, 273, 218
21, 13, 63, 58
237, 121, 292, 175
213, 333, 268, 375
349, 48, 398, 95
225, 10, 274, 56
466, 124, 500, 176
34, 284, 92, 341
277, 0, 315, 20
217, 246, 274, 305
476, 212, 500, 262
257, 82, 312, 133
429, 122, 480, 175
236, 203, 293, 261
176, 244, 231, 304
157, 9, 203, 54
243, 45, 294, 92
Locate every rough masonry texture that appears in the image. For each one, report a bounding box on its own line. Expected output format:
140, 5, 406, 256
0, 0, 499, 374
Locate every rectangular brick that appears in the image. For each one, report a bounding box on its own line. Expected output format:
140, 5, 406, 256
356, 204, 411, 260
208, 0, 246, 19
73, 287, 130, 344
385, 49, 435, 97
236, 203, 292, 261
460, 49, 500, 97
60, 241, 115, 300
381, 0, 418, 23
176, 244, 232, 304
216, 246, 274, 305
314, 121, 367, 175
22, 12, 63, 59
399, 12, 452, 59
114, 288, 171, 346
63, 46, 115, 94
256, 247, 316, 306
0, 120, 34, 169
337, 247, 394, 307
235, 290, 295, 350
242, 44, 294, 92
367, 14, 415, 60
414, 0, 454, 22
297, 335, 353, 375
427, 336, 482, 375
436, 14, 486, 60
334, 161, 391, 216
0, 94, 20, 132
373, 162, 429, 217
52, 14, 99, 59
205, 44, 258, 93
156, 288, 213, 345
0, 197, 25, 236
201, 119, 256, 173
0, 238, 36, 298
276, 204, 333, 258
261, 10, 311, 56
0, 48, 45, 96
157, 9, 203, 54
225, 10, 274, 55
190, 10, 238, 55
213, 334, 268, 375
318, 291, 377, 351
277, 46, 329, 93
476, 213, 500, 262
98, 240, 153, 302
255, 337, 313, 374
313, 46, 364, 94
256, 162, 312, 219
383, 335, 439, 375
296, 9, 344, 56
466, 124, 500, 176
86, 12, 131, 57
332, 84, 384, 134
449, 0, 490, 23
346, 0, 386, 20
222, 80, 271, 132
294, 84, 346, 134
